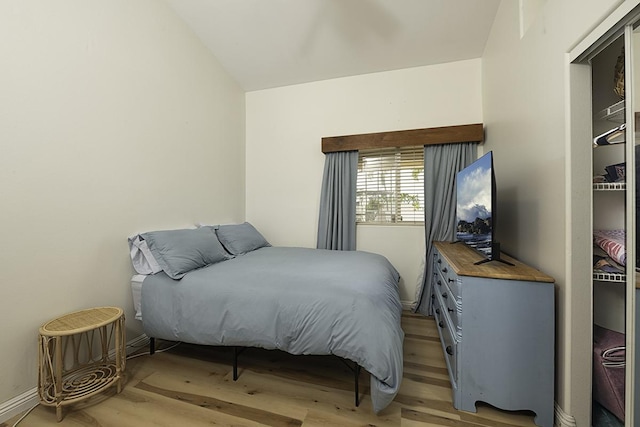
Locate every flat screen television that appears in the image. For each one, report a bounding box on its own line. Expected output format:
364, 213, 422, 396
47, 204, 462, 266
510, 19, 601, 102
455, 151, 512, 266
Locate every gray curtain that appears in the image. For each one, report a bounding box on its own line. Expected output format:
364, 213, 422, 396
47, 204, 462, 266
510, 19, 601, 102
316, 151, 358, 250
413, 143, 477, 315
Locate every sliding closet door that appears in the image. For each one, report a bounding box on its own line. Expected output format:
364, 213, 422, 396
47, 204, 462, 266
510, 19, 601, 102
631, 21, 640, 427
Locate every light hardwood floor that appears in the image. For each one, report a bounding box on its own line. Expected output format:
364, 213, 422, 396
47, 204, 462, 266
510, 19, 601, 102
4, 313, 542, 426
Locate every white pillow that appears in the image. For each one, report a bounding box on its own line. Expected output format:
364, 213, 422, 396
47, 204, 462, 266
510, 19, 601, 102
128, 234, 162, 275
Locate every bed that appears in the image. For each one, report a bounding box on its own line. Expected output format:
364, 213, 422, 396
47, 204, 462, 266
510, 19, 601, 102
128, 223, 404, 413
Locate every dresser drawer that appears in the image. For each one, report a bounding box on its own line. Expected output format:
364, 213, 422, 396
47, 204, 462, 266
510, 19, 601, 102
433, 299, 458, 386
433, 248, 461, 298
440, 284, 462, 338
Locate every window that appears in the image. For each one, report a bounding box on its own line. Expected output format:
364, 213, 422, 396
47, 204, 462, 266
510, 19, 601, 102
356, 146, 424, 224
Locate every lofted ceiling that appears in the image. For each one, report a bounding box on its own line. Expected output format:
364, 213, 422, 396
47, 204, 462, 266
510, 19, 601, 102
165, 0, 501, 91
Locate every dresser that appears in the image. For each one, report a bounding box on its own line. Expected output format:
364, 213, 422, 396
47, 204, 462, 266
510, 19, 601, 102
432, 241, 555, 427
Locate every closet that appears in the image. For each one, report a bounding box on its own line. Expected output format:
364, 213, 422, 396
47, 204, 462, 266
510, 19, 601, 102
591, 35, 628, 426
588, 24, 638, 427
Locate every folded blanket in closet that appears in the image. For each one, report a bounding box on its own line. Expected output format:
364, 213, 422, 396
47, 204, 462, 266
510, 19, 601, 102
593, 324, 626, 422
601, 347, 625, 367
593, 255, 624, 274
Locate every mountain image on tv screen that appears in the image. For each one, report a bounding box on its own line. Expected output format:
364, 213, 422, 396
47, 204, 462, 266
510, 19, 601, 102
456, 152, 492, 257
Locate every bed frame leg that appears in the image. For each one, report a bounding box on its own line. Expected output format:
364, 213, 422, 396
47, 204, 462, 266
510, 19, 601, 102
233, 347, 238, 381
355, 364, 360, 407
232, 347, 248, 381
149, 337, 155, 355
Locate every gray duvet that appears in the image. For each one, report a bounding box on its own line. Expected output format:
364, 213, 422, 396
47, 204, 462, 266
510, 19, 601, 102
141, 246, 404, 412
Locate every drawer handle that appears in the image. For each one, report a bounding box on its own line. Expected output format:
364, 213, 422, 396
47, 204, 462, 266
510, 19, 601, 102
442, 293, 448, 299
447, 307, 454, 313
437, 259, 441, 263
437, 280, 442, 286
438, 321, 444, 328
431, 294, 435, 300
448, 278, 454, 283
435, 308, 440, 315
446, 346, 454, 356
442, 267, 448, 273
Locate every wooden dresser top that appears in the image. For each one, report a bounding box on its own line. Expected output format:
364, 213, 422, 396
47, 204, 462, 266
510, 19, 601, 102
434, 241, 554, 283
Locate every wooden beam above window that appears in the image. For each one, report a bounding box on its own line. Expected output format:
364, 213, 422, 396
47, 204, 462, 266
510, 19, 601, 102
321, 123, 484, 153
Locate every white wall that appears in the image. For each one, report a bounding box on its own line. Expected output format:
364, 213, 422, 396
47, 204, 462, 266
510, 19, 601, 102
0, 0, 245, 407
245, 60, 483, 305
482, 0, 624, 425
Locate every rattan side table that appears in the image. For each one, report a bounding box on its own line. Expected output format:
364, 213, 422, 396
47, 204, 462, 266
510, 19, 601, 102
38, 307, 125, 422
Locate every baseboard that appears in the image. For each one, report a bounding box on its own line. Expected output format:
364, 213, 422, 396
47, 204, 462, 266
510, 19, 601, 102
555, 402, 577, 427
0, 333, 150, 424
122, 333, 151, 355
0, 387, 39, 425
401, 300, 414, 311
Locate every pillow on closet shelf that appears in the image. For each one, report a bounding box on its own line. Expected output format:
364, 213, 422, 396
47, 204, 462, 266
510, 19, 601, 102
216, 222, 271, 255
141, 227, 232, 279
593, 229, 626, 267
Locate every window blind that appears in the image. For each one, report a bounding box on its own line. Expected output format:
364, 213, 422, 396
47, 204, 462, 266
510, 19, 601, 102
356, 146, 424, 224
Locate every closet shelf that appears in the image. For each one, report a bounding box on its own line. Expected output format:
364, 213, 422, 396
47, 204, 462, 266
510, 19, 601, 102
593, 271, 626, 283
593, 182, 626, 191
595, 100, 625, 123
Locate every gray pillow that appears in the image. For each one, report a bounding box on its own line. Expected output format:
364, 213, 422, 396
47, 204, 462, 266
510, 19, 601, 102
216, 222, 270, 255
141, 227, 232, 279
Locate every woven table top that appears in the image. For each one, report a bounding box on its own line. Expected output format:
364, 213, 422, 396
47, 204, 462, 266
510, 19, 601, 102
39, 307, 123, 336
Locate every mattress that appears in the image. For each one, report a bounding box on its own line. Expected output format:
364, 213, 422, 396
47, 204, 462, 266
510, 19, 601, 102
130, 274, 146, 321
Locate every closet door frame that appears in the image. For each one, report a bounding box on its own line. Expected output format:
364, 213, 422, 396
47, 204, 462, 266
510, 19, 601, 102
570, 11, 639, 426
624, 23, 636, 427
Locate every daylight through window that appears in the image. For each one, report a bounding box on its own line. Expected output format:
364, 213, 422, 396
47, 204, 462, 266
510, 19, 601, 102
356, 146, 424, 224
